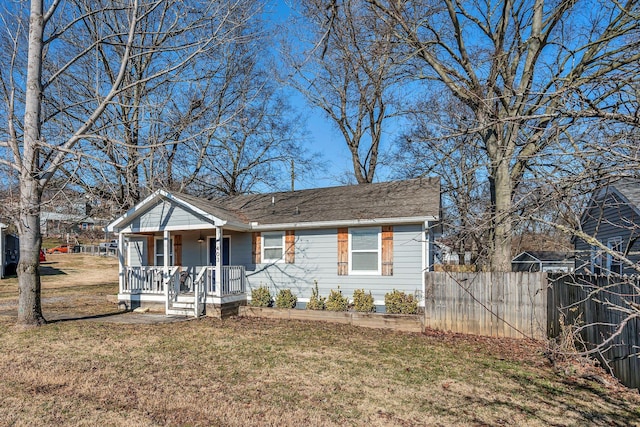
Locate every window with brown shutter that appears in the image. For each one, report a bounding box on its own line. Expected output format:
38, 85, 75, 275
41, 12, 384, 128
285, 230, 295, 264
337, 227, 348, 275
173, 234, 182, 266
381, 226, 393, 276
252, 232, 261, 264
146, 235, 154, 266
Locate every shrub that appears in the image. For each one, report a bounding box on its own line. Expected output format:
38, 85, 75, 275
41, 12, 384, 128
325, 288, 349, 312
275, 289, 298, 309
306, 281, 325, 310
352, 289, 375, 313
250, 285, 273, 307
384, 289, 418, 314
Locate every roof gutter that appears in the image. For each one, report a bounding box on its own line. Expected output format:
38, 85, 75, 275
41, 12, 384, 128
250, 216, 439, 231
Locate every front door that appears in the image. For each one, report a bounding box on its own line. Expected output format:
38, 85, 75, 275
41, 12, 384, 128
209, 236, 230, 266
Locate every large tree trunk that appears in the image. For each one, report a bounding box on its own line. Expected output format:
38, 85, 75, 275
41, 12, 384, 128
17, 178, 45, 325
18, 0, 46, 326
489, 158, 513, 272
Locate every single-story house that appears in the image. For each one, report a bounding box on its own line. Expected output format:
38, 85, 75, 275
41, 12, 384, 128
574, 178, 640, 275
40, 211, 96, 237
106, 178, 441, 317
511, 251, 575, 273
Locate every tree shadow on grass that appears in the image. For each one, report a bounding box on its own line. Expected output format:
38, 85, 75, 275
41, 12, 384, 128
46, 309, 129, 323
39, 265, 67, 276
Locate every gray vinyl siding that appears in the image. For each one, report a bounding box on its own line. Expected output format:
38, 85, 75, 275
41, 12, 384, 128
127, 200, 210, 231
245, 225, 424, 304
575, 192, 640, 274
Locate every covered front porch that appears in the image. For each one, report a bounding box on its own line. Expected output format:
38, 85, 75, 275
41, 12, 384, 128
108, 192, 252, 317
116, 228, 247, 317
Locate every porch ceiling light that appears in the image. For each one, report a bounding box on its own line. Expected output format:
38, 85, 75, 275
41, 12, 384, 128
197, 234, 205, 243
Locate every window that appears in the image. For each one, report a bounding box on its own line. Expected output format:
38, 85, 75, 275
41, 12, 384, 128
154, 237, 173, 266
607, 237, 623, 275
349, 227, 381, 274
590, 246, 603, 275
262, 232, 284, 263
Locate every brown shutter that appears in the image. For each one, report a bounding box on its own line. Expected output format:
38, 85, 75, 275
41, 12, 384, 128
381, 226, 393, 276
146, 235, 154, 266
173, 234, 182, 266
285, 230, 295, 264
252, 232, 261, 264
337, 227, 348, 275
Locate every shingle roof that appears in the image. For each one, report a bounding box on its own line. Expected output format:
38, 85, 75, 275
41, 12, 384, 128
610, 178, 640, 208
180, 178, 440, 226
513, 251, 574, 262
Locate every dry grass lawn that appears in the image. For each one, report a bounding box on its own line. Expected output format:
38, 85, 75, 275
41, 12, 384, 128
0, 254, 639, 426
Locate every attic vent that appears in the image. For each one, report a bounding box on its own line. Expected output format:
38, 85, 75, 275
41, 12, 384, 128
295, 206, 300, 215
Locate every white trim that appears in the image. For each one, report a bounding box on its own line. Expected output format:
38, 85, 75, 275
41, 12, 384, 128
590, 245, 603, 274
348, 226, 382, 275
106, 190, 230, 232
119, 224, 218, 233
607, 236, 623, 274
422, 222, 427, 303
261, 231, 285, 264
155, 236, 174, 266
118, 234, 126, 294
252, 216, 438, 231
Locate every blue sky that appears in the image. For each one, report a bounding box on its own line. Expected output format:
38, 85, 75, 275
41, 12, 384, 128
268, 0, 397, 190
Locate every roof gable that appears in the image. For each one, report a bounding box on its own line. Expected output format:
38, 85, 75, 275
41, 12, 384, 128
107, 190, 232, 232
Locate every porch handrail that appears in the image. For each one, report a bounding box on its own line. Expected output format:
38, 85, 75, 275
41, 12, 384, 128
166, 266, 180, 302
221, 265, 246, 295
123, 265, 245, 298
123, 266, 164, 294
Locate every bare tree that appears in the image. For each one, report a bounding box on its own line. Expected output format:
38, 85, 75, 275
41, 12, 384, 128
370, 0, 640, 270
283, 0, 404, 184
394, 93, 490, 266
0, 0, 260, 326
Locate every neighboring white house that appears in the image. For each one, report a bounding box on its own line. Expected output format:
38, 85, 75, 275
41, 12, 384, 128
106, 178, 441, 317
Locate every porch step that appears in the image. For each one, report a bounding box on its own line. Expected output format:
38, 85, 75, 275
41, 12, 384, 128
171, 301, 195, 309
166, 307, 194, 316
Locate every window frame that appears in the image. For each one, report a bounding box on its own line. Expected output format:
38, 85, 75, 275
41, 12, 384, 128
261, 231, 285, 264
607, 237, 623, 275
590, 245, 603, 275
348, 226, 382, 275
154, 237, 174, 266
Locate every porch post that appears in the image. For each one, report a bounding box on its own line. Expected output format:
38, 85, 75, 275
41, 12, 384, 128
118, 232, 125, 295
164, 229, 170, 312
215, 225, 222, 296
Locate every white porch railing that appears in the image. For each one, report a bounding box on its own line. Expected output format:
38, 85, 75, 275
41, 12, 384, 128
122, 265, 246, 297
196, 265, 246, 296
123, 266, 164, 294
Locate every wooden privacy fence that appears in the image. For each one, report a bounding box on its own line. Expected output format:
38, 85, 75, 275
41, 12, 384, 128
547, 274, 640, 389
424, 272, 640, 389
424, 272, 548, 340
